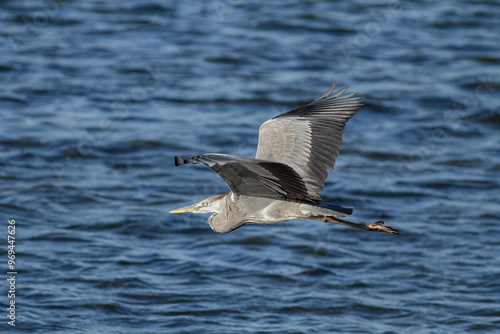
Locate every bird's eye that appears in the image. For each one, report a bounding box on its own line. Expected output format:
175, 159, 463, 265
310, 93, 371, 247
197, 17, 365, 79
202, 201, 208, 207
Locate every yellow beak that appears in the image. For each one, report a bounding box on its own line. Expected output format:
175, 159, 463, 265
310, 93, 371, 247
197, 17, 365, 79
170, 203, 199, 213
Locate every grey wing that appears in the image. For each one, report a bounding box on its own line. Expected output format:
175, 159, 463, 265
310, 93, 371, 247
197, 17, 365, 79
175, 153, 313, 202
255, 82, 363, 201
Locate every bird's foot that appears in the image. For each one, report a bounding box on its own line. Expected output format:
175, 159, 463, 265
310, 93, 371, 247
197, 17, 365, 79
366, 221, 399, 235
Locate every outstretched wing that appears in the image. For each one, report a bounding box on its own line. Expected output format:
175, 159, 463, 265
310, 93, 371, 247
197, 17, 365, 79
174, 153, 313, 202
255, 82, 363, 201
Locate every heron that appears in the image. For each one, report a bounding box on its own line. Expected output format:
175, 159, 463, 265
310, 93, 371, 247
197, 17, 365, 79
171, 82, 399, 235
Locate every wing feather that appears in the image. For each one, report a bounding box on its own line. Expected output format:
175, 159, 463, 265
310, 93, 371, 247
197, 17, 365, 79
255, 82, 363, 201
175, 153, 313, 202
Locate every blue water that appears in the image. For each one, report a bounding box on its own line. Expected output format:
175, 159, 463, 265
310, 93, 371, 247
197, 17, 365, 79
1, 1, 500, 333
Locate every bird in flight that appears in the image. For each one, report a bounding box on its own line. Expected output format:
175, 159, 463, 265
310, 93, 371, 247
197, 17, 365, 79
171, 82, 399, 235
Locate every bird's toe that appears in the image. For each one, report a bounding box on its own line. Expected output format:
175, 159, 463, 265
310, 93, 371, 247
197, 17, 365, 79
366, 221, 400, 235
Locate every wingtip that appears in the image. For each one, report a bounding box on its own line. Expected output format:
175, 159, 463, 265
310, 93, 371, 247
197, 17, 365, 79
174, 156, 184, 167
175, 156, 196, 166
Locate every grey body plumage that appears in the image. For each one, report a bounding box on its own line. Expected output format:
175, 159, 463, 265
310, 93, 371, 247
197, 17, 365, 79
171, 83, 399, 235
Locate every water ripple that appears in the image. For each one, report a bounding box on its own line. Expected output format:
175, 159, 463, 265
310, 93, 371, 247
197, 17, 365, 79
1, 0, 500, 333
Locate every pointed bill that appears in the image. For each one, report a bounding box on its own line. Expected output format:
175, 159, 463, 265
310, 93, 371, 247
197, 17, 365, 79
170, 203, 200, 213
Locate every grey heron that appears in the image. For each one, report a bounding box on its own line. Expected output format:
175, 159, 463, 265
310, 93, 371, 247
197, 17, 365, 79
171, 82, 399, 235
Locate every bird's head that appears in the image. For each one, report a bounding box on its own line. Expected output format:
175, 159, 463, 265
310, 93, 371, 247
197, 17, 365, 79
170, 194, 224, 215
170, 193, 241, 233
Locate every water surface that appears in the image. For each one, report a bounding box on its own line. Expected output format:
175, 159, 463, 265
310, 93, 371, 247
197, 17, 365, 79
1, 1, 500, 333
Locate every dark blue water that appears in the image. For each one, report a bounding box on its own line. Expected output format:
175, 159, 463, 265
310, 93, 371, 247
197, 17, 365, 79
1, 1, 500, 333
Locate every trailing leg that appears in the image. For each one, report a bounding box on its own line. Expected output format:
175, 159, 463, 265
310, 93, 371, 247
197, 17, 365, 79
311, 216, 399, 235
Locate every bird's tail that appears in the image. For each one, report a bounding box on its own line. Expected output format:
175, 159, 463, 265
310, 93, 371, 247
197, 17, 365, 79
318, 203, 354, 217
